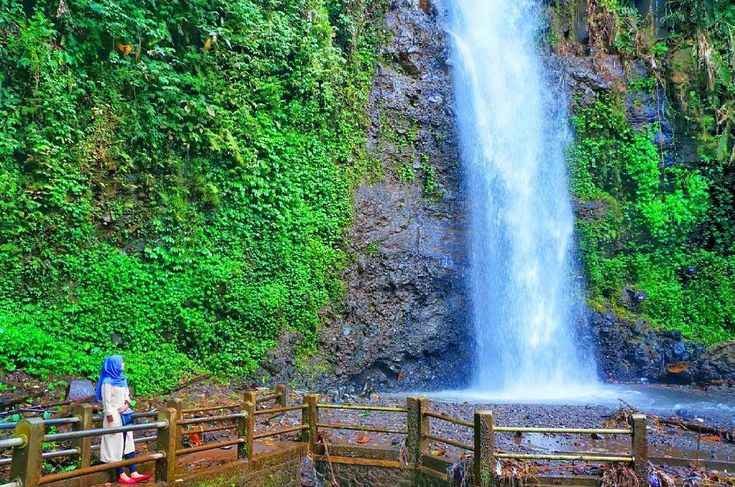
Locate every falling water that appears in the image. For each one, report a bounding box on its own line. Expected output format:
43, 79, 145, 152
447, 0, 598, 395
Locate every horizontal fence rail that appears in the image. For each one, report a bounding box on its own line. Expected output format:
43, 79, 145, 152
317, 404, 408, 413
177, 413, 246, 426
92, 411, 158, 422
493, 426, 632, 435
425, 434, 474, 451
181, 403, 240, 415
494, 452, 635, 462
253, 405, 306, 416
0, 438, 24, 450
44, 421, 167, 442
317, 423, 407, 435
253, 424, 308, 440
0, 417, 79, 431
176, 438, 245, 456
423, 410, 474, 429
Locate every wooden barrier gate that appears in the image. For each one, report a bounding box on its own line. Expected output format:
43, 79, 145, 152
0, 386, 673, 487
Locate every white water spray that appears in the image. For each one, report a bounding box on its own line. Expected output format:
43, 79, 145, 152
447, 0, 598, 396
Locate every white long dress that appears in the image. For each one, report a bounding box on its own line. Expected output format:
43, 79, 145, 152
100, 382, 136, 463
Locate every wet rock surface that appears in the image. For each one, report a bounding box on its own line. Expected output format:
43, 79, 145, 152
697, 342, 735, 384
309, 0, 471, 392
591, 310, 735, 385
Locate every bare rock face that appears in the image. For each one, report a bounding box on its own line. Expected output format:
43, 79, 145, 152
591, 311, 704, 384
315, 0, 472, 392
697, 342, 735, 384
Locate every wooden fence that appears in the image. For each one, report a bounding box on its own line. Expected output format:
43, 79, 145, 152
0, 386, 653, 487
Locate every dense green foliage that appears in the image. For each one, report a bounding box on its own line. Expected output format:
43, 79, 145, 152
568, 1, 735, 344
0, 0, 383, 393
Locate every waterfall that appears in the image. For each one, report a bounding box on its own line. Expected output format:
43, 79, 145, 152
446, 0, 598, 395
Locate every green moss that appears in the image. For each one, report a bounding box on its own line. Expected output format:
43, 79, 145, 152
365, 241, 380, 256
397, 162, 417, 183
420, 156, 443, 201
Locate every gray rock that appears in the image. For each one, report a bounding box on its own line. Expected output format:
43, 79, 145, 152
66, 379, 95, 402
695, 342, 735, 383
317, 0, 472, 391
588, 310, 735, 385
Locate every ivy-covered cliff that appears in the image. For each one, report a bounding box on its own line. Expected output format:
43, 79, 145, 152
550, 0, 735, 354
0, 0, 384, 393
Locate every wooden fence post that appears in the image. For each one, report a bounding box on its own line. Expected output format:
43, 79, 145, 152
276, 383, 289, 407
418, 398, 431, 457
155, 407, 178, 482
406, 397, 420, 466
166, 398, 183, 449
406, 397, 430, 466
244, 391, 257, 461
632, 414, 648, 481
474, 410, 495, 487
237, 400, 248, 460
11, 418, 44, 487
72, 403, 94, 487
304, 394, 319, 454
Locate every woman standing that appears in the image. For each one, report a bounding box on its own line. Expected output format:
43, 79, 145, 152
96, 355, 151, 485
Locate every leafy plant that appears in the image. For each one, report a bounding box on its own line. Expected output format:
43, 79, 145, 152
570, 97, 734, 343
0, 0, 386, 393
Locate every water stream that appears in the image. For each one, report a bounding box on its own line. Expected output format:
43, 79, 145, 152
446, 0, 597, 395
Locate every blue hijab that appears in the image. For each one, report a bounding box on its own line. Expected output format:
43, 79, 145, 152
95, 355, 128, 401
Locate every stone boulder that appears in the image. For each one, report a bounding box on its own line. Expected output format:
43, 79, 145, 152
696, 342, 735, 384
590, 310, 705, 384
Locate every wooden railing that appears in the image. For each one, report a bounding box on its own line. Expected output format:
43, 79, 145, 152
0, 383, 293, 487
0, 387, 667, 487
414, 398, 647, 485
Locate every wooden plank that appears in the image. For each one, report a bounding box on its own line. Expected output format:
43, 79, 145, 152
420, 453, 453, 472
243, 395, 256, 462
425, 434, 473, 451
425, 410, 474, 429
317, 404, 407, 413
313, 454, 404, 469
326, 444, 400, 461
71, 404, 93, 487
417, 465, 448, 481
252, 425, 306, 439
305, 394, 319, 453
494, 427, 631, 435
39, 453, 162, 485
495, 453, 633, 462
317, 422, 406, 435
406, 397, 421, 465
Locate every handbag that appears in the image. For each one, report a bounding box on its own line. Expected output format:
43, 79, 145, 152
120, 410, 134, 426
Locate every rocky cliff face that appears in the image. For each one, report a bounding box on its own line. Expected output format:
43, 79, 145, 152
312, 0, 472, 392
277, 0, 735, 391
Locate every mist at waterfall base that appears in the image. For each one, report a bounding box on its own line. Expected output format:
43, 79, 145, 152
446, 0, 599, 401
